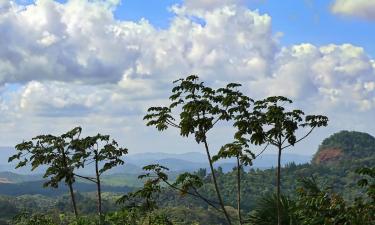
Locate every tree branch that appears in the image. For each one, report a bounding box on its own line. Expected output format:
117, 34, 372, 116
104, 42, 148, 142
281, 127, 315, 150
166, 119, 181, 129
265, 137, 278, 147
161, 178, 221, 212
255, 143, 270, 158
74, 173, 97, 183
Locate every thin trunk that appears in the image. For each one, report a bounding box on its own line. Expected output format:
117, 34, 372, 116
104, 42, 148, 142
203, 139, 232, 225
95, 156, 102, 219
68, 182, 78, 217
236, 156, 243, 225
277, 145, 282, 225
61, 148, 78, 217
146, 199, 151, 225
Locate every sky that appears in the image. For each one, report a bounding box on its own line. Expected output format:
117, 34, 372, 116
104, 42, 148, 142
0, 0, 374, 156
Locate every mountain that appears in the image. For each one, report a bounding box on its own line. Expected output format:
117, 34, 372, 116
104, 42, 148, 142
125, 152, 311, 173
312, 130, 375, 164
0, 171, 41, 183
1, 146, 311, 175
125, 152, 208, 164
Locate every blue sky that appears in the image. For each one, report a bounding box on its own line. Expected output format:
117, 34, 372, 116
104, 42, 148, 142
1, 0, 374, 155
255, 0, 375, 57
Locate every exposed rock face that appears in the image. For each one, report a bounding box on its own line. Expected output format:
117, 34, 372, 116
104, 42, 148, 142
313, 148, 343, 164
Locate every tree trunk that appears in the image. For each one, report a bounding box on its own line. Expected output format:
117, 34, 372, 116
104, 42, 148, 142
68, 182, 78, 217
61, 148, 78, 217
236, 156, 243, 225
277, 145, 282, 225
95, 155, 103, 220
203, 139, 232, 225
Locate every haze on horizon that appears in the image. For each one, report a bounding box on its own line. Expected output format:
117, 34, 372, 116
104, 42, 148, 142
0, 0, 374, 156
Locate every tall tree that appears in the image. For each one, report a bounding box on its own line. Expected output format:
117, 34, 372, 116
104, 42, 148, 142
144, 75, 251, 225
212, 142, 254, 224
9, 127, 83, 217
72, 134, 128, 219
237, 96, 328, 225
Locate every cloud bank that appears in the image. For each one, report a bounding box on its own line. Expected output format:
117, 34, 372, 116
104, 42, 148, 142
0, 0, 374, 153
331, 0, 375, 20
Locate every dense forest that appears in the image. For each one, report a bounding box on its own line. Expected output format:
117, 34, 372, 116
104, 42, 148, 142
0, 76, 374, 225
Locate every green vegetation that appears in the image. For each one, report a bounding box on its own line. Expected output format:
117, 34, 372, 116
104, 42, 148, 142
313, 130, 375, 164
0, 76, 373, 225
143, 75, 327, 225
9, 128, 85, 217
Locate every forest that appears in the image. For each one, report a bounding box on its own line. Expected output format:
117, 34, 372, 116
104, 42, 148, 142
0, 76, 374, 225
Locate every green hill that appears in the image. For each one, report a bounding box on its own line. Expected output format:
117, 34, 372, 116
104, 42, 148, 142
312, 130, 375, 164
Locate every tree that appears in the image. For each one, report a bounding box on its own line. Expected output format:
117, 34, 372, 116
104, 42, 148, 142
9, 127, 83, 217
294, 172, 375, 225
144, 75, 252, 225
71, 134, 128, 219
212, 142, 254, 224
211, 82, 254, 225
247, 193, 298, 225
236, 96, 328, 225
117, 164, 173, 225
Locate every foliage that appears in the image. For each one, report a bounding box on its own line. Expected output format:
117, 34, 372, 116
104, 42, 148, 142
144, 75, 254, 225
8, 127, 129, 219
293, 172, 375, 225
9, 127, 83, 216
117, 164, 168, 211
9, 127, 82, 188
356, 166, 375, 200
247, 194, 299, 225
72, 133, 128, 217
245, 166, 375, 225
2, 156, 375, 225
232, 96, 328, 225
12, 213, 55, 225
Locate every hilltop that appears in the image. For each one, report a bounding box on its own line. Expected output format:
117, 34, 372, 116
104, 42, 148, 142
312, 130, 375, 164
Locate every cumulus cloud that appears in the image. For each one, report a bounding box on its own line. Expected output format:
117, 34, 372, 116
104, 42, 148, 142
0, 0, 142, 84
0, 0, 374, 152
331, 0, 375, 20
256, 44, 375, 111
0, 0, 275, 86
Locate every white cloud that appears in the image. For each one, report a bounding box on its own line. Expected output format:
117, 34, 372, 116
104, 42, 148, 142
0, 0, 374, 154
331, 0, 375, 20
0, 0, 141, 84
0, 0, 275, 86
258, 44, 375, 111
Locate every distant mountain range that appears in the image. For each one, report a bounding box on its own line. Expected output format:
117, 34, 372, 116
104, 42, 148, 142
0, 130, 373, 197
0, 146, 311, 176
124, 151, 311, 172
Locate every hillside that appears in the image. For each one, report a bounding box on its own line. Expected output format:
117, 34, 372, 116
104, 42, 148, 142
156, 130, 375, 211
313, 130, 375, 164
0, 180, 132, 197
0, 130, 374, 224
